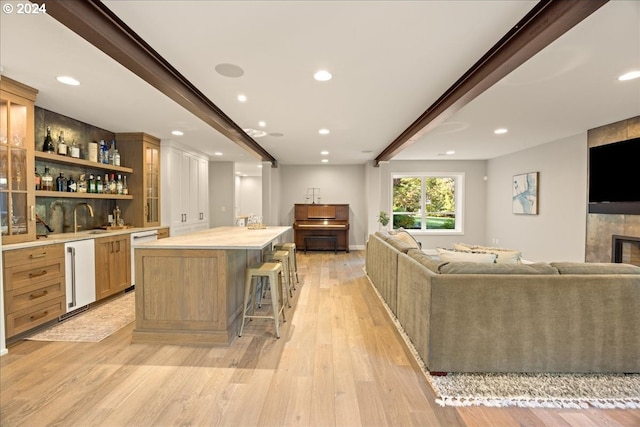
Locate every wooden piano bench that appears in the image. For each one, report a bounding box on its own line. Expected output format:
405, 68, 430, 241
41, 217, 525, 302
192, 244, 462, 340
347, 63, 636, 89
304, 235, 338, 254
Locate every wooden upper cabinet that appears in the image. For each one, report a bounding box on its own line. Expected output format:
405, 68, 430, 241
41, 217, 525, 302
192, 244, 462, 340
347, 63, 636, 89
116, 132, 161, 227
1, 76, 37, 244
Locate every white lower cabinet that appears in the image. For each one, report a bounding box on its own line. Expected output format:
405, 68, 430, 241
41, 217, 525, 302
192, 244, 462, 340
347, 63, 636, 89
64, 239, 96, 312
162, 144, 209, 235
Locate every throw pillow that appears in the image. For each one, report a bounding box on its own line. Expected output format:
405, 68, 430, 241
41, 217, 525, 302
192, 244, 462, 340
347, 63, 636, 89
452, 243, 521, 264
436, 247, 497, 263
389, 228, 421, 249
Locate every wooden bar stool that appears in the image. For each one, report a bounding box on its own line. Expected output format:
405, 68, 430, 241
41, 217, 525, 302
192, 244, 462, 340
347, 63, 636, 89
239, 262, 286, 339
266, 250, 293, 303
275, 242, 299, 287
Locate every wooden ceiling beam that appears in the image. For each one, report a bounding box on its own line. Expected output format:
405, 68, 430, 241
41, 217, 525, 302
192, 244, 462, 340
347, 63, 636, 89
33, 0, 278, 166
375, 0, 608, 166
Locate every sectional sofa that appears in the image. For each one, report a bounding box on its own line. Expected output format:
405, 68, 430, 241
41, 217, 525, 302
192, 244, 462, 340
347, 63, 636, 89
365, 231, 640, 373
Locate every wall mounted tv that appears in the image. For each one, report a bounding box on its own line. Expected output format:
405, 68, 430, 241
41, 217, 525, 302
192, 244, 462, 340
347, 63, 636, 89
588, 136, 640, 215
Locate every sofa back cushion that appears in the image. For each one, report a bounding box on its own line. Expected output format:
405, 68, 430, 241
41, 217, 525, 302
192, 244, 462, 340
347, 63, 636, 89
389, 228, 421, 249
438, 261, 559, 275
550, 262, 640, 275
407, 249, 441, 273
437, 247, 497, 263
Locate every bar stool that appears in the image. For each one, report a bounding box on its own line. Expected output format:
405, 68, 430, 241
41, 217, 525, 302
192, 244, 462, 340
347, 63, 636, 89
274, 242, 299, 288
266, 250, 293, 302
239, 262, 286, 339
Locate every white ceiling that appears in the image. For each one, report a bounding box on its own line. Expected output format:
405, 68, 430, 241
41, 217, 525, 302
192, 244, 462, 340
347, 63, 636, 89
1, 1, 638, 177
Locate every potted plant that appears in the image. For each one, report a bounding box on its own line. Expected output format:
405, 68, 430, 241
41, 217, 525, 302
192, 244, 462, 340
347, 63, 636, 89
378, 211, 390, 230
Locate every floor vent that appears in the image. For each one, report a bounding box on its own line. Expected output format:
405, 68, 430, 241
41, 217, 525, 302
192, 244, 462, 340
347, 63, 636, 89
59, 305, 89, 322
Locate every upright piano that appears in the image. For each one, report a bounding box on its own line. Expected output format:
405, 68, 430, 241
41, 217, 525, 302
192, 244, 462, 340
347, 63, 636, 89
293, 204, 349, 253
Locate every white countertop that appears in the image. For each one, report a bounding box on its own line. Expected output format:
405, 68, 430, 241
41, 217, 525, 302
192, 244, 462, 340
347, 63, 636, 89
133, 226, 291, 250
1, 226, 166, 251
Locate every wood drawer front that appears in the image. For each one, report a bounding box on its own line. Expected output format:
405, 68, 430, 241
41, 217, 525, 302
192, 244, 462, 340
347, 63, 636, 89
4, 244, 65, 267
5, 278, 65, 314
5, 297, 65, 337
4, 258, 65, 291
157, 227, 170, 239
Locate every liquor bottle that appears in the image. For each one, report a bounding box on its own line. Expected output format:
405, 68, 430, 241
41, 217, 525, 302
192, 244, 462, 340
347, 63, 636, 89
88, 174, 96, 193
42, 126, 55, 153
108, 140, 116, 165
113, 149, 121, 166
122, 175, 128, 195
96, 175, 103, 194
57, 131, 67, 156
67, 175, 76, 192
56, 172, 67, 192
34, 168, 41, 190
77, 174, 87, 193
103, 173, 109, 194
98, 140, 106, 164
109, 173, 116, 194
41, 166, 53, 191
69, 139, 80, 158
116, 174, 123, 195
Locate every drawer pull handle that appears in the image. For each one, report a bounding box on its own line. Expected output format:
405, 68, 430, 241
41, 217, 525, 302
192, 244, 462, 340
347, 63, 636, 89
28, 270, 47, 278
30, 311, 49, 321
30, 290, 48, 299
30, 252, 47, 259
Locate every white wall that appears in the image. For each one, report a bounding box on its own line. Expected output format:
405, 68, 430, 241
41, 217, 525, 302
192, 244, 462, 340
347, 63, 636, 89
367, 159, 488, 249
486, 133, 587, 262
237, 176, 262, 218
209, 161, 235, 227
279, 165, 367, 249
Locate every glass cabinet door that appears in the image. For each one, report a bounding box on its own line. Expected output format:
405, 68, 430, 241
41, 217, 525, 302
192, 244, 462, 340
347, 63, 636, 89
0, 82, 36, 244
144, 142, 160, 226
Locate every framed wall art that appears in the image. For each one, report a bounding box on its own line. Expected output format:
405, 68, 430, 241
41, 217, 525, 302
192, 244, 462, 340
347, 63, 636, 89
512, 172, 538, 214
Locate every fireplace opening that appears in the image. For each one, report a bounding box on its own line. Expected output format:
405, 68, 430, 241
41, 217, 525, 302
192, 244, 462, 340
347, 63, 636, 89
611, 235, 640, 266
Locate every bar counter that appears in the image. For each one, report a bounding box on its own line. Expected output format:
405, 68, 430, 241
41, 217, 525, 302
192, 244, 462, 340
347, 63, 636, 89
131, 226, 291, 345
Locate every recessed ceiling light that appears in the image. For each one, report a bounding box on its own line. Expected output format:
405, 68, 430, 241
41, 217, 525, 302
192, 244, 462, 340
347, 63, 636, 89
619, 70, 640, 81
314, 70, 332, 81
321, 159, 329, 163
318, 128, 330, 135
446, 150, 456, 155
268, 132, 284, 137
171, 130, 184, 136
257, 165, 263, 168
258, 121, 266, 127
243, 128, 267, 138
494, 128, 508, 135
320, 151, 329, 155
214, 152, 223, 156
237, 94, 247, 102
56, 76, 80, 86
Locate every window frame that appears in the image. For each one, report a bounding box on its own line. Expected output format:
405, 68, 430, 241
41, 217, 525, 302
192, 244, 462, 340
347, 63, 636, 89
390, 172, 465, 235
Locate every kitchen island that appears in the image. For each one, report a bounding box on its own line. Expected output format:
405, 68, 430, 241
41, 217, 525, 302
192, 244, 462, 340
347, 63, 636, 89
131, 226, 292, 346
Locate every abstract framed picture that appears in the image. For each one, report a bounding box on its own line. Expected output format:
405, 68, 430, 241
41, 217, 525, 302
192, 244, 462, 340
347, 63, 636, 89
512, 172, 538, 214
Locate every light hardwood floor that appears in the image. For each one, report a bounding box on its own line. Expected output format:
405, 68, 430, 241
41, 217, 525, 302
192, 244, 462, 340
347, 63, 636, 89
1, 250, 639, 426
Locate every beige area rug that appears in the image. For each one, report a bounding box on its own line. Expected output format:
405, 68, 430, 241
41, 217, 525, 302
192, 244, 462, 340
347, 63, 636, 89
364, 269, 640, 409
27, 291, 135, 343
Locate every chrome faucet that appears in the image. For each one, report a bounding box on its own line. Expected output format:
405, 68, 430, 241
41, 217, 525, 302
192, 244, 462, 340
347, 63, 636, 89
73, 202, 94, 233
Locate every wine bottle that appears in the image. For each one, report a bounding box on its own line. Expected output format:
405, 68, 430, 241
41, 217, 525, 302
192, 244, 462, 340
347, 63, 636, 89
57, 131, 68, 156
67, 175, 76, 192
34, 168, 41, 190
42, 126, 55, 153
56, 172, 67, 192
41, 166, 53, 191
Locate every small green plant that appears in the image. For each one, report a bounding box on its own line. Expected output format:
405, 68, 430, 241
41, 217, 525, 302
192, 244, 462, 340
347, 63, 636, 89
378, 211, 390, 227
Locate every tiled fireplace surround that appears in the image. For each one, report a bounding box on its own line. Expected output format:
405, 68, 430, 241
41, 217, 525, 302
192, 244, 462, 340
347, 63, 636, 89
585, 116, 640, 265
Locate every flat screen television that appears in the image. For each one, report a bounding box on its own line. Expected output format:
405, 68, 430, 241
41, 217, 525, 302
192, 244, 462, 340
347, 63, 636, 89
588, 137, 640, 214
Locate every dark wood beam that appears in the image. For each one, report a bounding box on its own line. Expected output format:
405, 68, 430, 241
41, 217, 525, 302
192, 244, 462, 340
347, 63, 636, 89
33, 0, 278, 166
375, 0, 608, 166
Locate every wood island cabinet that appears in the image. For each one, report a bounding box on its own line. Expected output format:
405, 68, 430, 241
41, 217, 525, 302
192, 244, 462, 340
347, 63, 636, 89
94, 234, 131, 300
116, 132, 161, 227
3, 243, 65, 337
1, 76, 37, 244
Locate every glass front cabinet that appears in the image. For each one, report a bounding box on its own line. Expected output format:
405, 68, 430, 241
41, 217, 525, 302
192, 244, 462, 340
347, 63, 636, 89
117, 132, 161, 227
0, 76, 37, 244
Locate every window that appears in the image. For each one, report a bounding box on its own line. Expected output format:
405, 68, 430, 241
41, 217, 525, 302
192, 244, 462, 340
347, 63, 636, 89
391, 173, 464, 233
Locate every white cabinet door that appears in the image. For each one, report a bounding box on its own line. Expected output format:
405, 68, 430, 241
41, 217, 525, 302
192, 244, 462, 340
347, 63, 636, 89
64, 239, 96, 312
188, 154, 199, 224
169, 147, 185, 228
